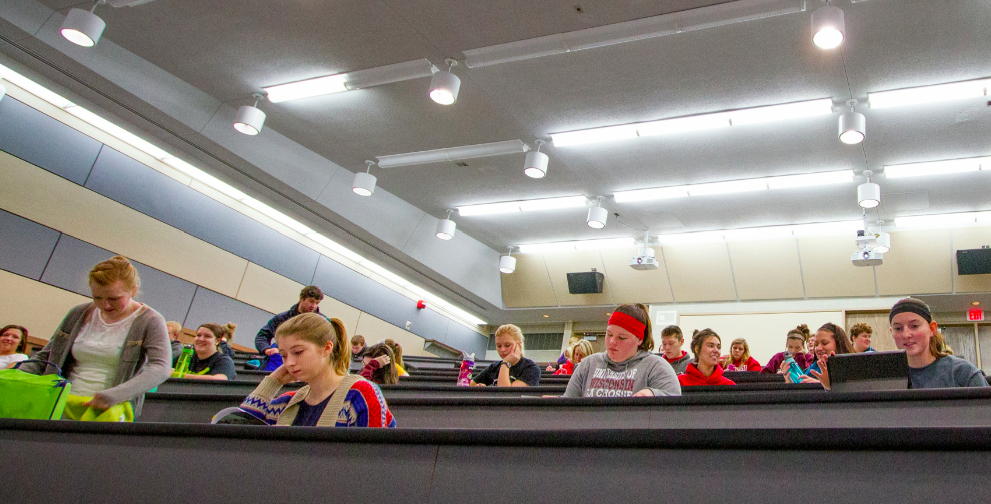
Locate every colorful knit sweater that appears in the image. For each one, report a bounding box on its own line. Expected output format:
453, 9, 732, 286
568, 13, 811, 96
240, 376, 396, 428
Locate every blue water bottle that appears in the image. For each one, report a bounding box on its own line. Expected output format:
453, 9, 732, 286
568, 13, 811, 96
782, 351, 805, 383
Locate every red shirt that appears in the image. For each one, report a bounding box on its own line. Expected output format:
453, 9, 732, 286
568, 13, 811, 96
553, 360, 575, 375
678, 363, 737, 386
662, 351, 688, 364
722, 356, 762, 372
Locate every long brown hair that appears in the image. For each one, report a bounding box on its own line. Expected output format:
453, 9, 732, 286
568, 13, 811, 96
787, 324, 810, 343
613, 303, 653, 352
383, 339, 405, 369
275, 313, 350, 376
719, 337, 751, 369
817, 322, 854, 355
363, 343, 398, 385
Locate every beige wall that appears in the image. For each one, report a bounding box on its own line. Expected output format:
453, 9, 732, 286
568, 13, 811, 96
0, 270, 91, 340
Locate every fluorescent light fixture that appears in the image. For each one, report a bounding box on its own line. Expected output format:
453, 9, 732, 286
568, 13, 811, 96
263, 59, 436, 103
614, 186, 689, 203
868, 78, 989, 109
304, 232, 364, 263
766, 170, 854, 189
241, 198, 314, 235
723, 226, 794, 241
359, 260, 411, 288
884, 157, 985, 178
518, 237, 635, 253
0, 66, 75, 108
689, 178, 768, 196
376, 139, 529, 168
790, 220, 863, 237
551, 98, 833, 148
161, 157, 248, 200
550, 124, 638, 148
728, 99, 834, 126
462, 0, 805, 68
661, 219, 864, 245
976, 212, 991, 223
656, 231, 726, 245
458, 196, 586, 216
65, 106, 171, 159
894, 213, 978, 229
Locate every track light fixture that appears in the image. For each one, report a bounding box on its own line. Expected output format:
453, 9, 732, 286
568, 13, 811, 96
838, 99, 866, 145
873, 225, 891, 254
499, 247, 517, 274
524, 139, 549, 178
352, 160, 377, 196
587, 197, 608, 229
233, 93, 266, 136
858, 170, 880, 209
429, 58, 461, 105
61, 1, 107, 48
811, 1, 845, 50
436, 210, 456, 240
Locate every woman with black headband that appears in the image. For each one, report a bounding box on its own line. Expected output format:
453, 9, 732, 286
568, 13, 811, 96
889, 298, 987, 388
562, 304, 681, 397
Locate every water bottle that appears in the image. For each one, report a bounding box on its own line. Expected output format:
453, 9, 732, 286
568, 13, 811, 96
171, 344, 194, 378
782, 351, 805, 384
456, 353, 475, 386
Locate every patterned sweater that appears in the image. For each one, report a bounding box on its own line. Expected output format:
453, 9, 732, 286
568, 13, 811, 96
240, 376, 396, 428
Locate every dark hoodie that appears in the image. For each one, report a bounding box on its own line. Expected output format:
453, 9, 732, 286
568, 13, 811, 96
563, 350, 681, 398
660, 350, 692, 374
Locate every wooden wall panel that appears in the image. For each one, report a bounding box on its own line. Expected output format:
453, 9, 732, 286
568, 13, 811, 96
663, 243, 737, 302
797, 235, 876, 298
728, 239, 805, 300
598, 246, 673, 304
875, 229, 953, 296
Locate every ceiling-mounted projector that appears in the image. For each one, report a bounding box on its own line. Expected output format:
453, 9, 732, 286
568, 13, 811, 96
630, 246, 659, 270
852, 229, 884, 266
851, 246, 883, 267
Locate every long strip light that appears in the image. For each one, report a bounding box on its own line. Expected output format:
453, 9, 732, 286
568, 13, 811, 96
884, 156, 988, 179
551, 98, 834, 147
458, 196, 587, 216
518, 237, 636, 254
0, 63, 488, 327
657, 220, 864, 245
263, 59, 436, 103
462, 0, 805, 68
376, 140, 529, 168
894, 212, 991, 229
614, 169, 853, 203
868, 78, 990, 109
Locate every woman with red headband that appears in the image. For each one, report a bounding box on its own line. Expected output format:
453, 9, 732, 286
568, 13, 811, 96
563, 304, 681, 397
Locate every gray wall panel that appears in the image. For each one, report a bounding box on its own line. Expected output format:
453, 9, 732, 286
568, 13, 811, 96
39, 235, 197, 323
83, 147, 320, 285
183, 287, 273, 349
0, 98, 102, 185
0, 209, 60, 280
444, 322, 488, 357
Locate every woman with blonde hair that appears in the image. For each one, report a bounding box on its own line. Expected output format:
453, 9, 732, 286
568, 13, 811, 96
470, 324, 540, 387
554, 339, 595, 375
217, 322, 236, 358
20, 256, 171, 421
239, 313, 396, 427
383, 338, 409, 377
719, 338, 761, 372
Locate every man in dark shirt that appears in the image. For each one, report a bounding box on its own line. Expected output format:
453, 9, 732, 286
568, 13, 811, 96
255, 286, 324, 355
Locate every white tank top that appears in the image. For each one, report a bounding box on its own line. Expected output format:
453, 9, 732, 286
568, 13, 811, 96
68, 305, 143, 397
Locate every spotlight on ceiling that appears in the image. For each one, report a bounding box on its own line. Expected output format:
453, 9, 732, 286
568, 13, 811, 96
839, 99, 866, 145
352, 160, 377, 196
858, 170, 880, 208
499, 247, 517, 274
524, 139, 549, 178
429, 58, 461, 105
233, 93, 266, 135
873, 231, 891, 254
436, 210, 456, 240
811, 1, 845, 50
587, 197, 608, 229
61, 1, 107, 48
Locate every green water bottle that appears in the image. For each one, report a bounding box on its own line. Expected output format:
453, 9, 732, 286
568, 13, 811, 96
171, 344, 194, 378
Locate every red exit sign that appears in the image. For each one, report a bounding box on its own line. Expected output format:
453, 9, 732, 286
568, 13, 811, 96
969, 309, 984, 322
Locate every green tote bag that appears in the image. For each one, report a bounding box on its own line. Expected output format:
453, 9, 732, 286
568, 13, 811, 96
0, 360, 72, 420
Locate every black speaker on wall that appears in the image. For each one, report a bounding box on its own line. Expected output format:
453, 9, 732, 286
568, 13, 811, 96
567, 271, 604, 294
957, 247, 991, 275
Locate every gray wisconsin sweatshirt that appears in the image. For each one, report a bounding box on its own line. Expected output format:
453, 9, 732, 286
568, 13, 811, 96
563, 350, 682, 398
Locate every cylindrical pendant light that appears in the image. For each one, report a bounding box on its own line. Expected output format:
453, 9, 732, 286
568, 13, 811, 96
429, 58, 461, 105
873, 231, 890, 253
587, 197, 608, 229
811, 2, 845, 49
499, 247, 517, 274
858, 170, 880, 208
61, 2, 106, 48
234, 93, 266, 135
839, 99, 866, 145
524, 139, 549, 179
436, 210, 456, 240
352, 160, 377, 196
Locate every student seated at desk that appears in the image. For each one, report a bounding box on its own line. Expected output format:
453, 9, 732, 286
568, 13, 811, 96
182, 323, 237, 381
679, 329, 736, 386
218, 322, 236, 359
383, 338, 409, 377
0, 324, 30, 369
359, 343, 398, 385
554, 340, 594, 375
849, 323, 876, 353
471, 324, 540, 387
762, 325, 814, 374
783, 322, 853, 389
889, 298, 987, 389
659, 325, 692, 374
719, 337, 761, 371
563, 304, 681, 397
240, 313, 395, 427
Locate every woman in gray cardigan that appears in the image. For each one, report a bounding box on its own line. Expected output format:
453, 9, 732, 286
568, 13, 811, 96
20, 256, 171, 419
